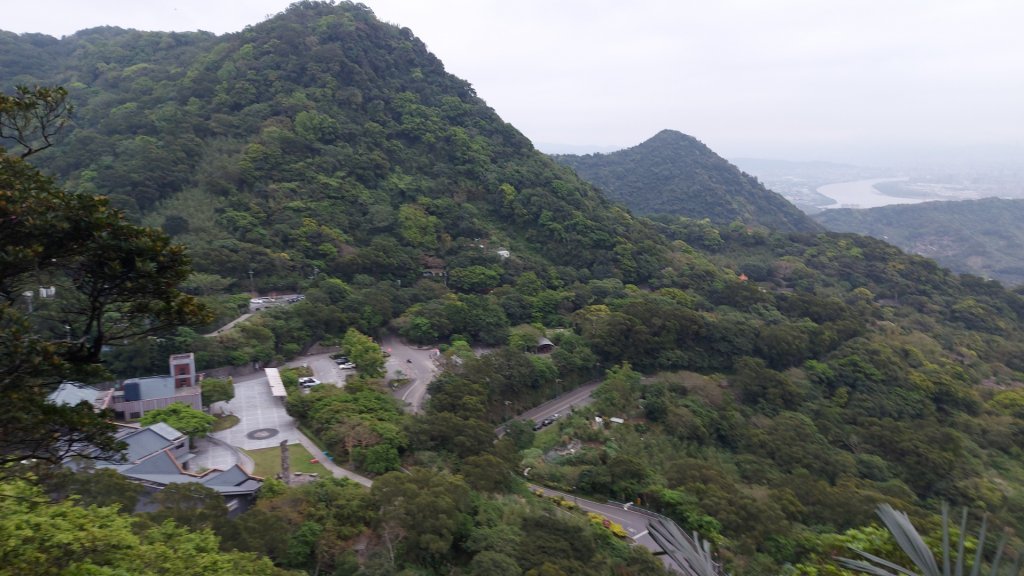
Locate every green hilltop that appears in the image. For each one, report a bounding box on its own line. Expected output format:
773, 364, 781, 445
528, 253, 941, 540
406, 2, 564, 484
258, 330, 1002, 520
3, 4, 665, 293
552, 129, 821, 233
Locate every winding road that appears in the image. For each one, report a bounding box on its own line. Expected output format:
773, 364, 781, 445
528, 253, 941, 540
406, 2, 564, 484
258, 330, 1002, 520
530, 485, 662, 553
529, 484, 716, 575
271, 334, 709, 573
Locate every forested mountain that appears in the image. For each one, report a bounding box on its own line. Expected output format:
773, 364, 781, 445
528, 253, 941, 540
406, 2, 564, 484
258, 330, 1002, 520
8, 2, 1024, 575
551, 129, 821, 232
816, 197, 1024, 286
1, 3, 665, 295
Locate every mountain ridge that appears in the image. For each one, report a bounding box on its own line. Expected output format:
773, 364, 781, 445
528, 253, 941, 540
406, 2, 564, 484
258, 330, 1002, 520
2, 2, 670, 291
815, 196, 1024, 285
552, 129, 822, 233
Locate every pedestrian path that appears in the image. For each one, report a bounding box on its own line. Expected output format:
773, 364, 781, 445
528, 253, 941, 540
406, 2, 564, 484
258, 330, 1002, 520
202, 313, 253, 337
295, 434, 372, 487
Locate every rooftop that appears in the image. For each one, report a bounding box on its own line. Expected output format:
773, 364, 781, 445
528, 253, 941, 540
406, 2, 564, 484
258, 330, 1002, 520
96, 423, 262, 496
47, 381, 113, 410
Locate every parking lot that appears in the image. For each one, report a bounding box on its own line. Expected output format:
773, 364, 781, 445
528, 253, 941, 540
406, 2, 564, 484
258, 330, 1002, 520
288, 354, 353, 388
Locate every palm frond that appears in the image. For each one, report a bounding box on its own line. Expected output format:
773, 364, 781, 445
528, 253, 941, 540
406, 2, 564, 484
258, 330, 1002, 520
838, 503, 1021, 576
837, 548, 920, 576
876, 503, 941, 576
957, 507, 968, 576
969, 514, 989, 576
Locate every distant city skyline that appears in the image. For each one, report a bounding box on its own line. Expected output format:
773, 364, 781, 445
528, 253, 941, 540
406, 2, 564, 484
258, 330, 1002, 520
4, 1, 1024, 167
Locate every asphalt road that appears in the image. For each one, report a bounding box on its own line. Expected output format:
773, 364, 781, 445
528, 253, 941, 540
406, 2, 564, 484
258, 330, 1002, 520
519, 381, 600, 422
529, 484, 684, 574
495, 380, 600, 436
381, 334, 439, 413
378, 335, 597, 420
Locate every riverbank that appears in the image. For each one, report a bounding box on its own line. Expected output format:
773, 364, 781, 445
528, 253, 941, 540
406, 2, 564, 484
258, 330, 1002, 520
816, 177, 922, 209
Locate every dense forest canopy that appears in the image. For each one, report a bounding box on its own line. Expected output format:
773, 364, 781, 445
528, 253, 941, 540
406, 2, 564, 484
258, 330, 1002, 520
2, 2, 665, 296
6, 2, 1024, 575
816, 196, 1024, 286
552, 129, 822, 233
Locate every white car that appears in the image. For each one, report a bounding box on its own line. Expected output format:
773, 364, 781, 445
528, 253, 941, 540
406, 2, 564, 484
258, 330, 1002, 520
337, 362, 356, 370
298, 377, 320, 387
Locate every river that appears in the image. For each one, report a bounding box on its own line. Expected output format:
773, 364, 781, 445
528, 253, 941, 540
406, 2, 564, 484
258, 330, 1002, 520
817, 177, 925, 209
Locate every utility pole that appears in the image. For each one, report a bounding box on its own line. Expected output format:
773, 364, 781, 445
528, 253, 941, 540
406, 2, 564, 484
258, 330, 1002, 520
248, 268, 255, 295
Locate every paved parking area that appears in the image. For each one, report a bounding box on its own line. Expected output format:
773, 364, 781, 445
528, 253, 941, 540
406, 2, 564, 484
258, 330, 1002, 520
284, 353, 357, 388
212, 374, 303, 451
209, 370, 373, 486
381, 334, 439, 413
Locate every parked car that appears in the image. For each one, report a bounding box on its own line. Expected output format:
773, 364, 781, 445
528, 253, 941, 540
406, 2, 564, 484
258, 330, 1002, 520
332, 355, 350, 364
531, 415, 558, 431
298, 377, 320, 387
337, 362, 356, 370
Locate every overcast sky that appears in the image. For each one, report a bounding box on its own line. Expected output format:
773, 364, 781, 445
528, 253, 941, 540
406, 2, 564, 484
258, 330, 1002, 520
5, 1, 1024, 166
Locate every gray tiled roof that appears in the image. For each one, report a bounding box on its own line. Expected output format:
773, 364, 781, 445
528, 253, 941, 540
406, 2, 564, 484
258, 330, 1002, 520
118, 428, 175, 462
123, 464, 262, 496
124, 450, 180, 474
202, 465, 250, 486
204, 477, 264, 496
80, 423, 262, 497
149, 422, 185, 442
123, 473, 197, 485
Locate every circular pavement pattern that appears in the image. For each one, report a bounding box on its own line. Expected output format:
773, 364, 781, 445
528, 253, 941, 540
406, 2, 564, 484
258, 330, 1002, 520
246, 427, 279, 440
